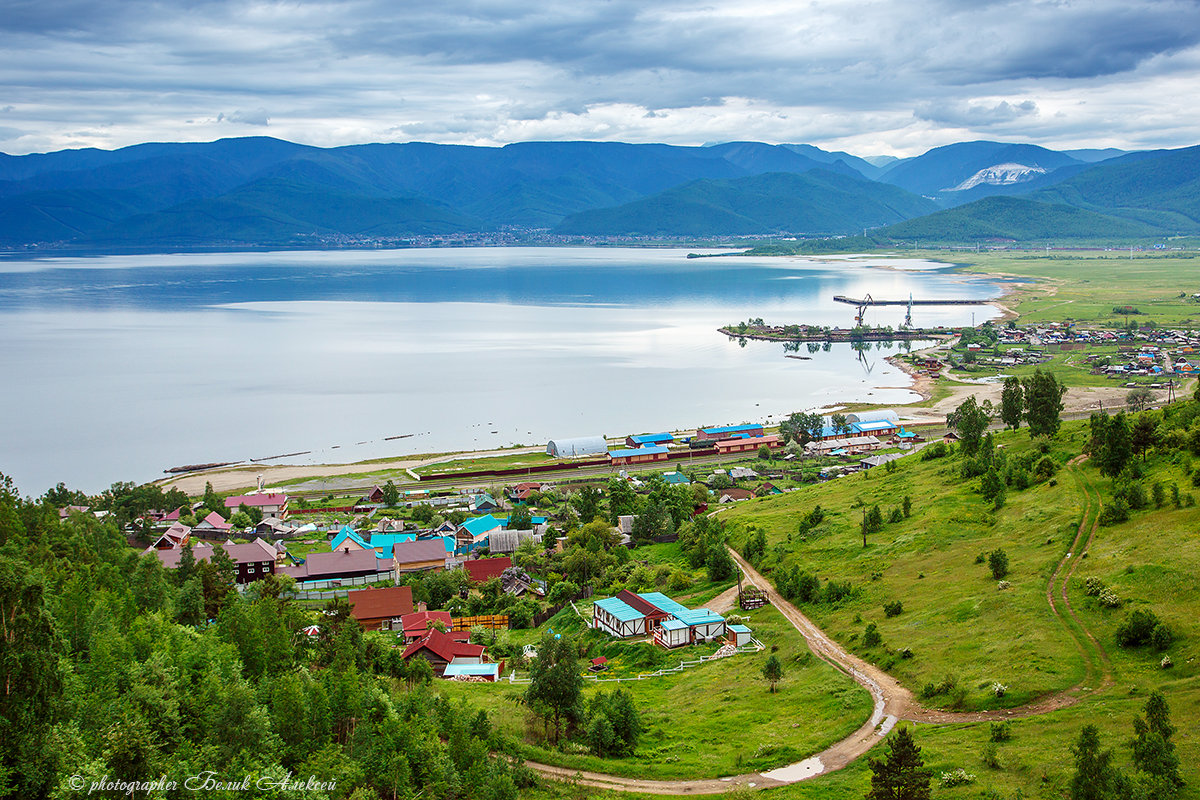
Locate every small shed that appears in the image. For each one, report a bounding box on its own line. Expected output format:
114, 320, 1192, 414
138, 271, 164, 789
589, 656, 609, 672
728, 624, 753, 647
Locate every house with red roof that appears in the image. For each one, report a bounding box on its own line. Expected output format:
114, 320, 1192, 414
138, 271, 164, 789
224, 493, 289, 518
464, 556, 512, 583
151, 522, 191, 550
193, 510, 233, 534
401, 629, 486, 676
348, 586, 414, 631
400, 610, 453, 642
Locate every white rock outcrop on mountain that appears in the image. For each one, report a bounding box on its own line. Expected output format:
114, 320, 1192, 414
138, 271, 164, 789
945, 163, 1048, 191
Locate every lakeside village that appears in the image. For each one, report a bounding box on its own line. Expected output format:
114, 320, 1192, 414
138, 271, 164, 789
732, 316, 1200, 385
59, 415, 919, 684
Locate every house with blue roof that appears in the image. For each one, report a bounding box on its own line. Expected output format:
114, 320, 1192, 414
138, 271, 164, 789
331, 525, 371, 553
470, 493, 500, 513
625, 432, 675, 448
592, 589, 726, 647
458, 514, 503, 552
663, 472, 690, 485
695, 423, 764, 441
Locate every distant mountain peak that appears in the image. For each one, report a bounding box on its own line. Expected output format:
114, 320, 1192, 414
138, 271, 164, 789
946, 163, 1048, 192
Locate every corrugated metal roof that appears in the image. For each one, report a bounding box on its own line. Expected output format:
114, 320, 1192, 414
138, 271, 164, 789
443, 662, 500, 677
675, 608, 724, 626
594, 596, 645, 623
660, 618, 688, 631
637, 592, 690, 617
608, 445, 669, 457
729, 624, 752, 633
701, 424, 763, 434
461, 514, 502, 536
546, 436, 608, 457
631, 433, 674, 444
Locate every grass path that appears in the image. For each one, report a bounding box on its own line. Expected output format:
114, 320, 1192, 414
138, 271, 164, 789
523, 465, 1121, 794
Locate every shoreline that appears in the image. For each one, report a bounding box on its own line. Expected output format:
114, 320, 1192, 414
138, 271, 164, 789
160, 252, 1007, 494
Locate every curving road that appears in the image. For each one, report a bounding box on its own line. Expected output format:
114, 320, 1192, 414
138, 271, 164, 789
523, 458, 1114, 793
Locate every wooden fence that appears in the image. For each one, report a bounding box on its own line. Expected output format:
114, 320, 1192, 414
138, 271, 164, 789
529, 586, 594, 629
504, 638, 764, 685
452, 614, 509, 632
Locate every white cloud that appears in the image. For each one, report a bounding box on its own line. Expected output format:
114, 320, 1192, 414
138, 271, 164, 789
0, 0, 1196, 156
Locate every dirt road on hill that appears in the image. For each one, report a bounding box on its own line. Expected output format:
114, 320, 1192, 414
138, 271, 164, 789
523, 470, 1116, 793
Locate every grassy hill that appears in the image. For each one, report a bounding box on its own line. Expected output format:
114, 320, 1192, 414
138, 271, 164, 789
1030, 145, 1200, 232
554, 170, 939, 236
709, 409, 1200, 797
879, 195, 1162, 242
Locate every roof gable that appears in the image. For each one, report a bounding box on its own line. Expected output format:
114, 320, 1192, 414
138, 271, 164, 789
465, 556, 512, 583
348, 586, 414, 620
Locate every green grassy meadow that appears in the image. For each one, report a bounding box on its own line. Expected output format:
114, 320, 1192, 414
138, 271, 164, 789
438, 601, 873, 781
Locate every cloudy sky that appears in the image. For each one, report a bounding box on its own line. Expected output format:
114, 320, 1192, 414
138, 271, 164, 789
2, 0, 1199, 157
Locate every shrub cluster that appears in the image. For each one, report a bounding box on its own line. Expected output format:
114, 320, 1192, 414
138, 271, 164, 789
883, 600, 903, 618
939, 768, 976, 787
1115, 608, 1173, 651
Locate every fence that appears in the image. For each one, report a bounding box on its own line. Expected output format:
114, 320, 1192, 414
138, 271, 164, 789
286, 571, 391, 598
504, 638, 765, 685
529, 586, 594, 628
452, 614, 509, 632
417, 458, 609, 482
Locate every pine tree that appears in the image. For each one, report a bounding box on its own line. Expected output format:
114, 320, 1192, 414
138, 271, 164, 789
1069, 724, 1123, 800
1131, 690, 1181, 787
866, 726, 932, 800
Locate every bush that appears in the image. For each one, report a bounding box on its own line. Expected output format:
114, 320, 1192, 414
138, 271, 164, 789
1084, 576, 1105, 596
991, 682, 1007, 698
921, 441, 950, 461
1161, 655, 1174, 669
1035, 456, 1057, 479
1098, 589, 1122, 608
988, 549, 1009, 580
883, 600, 903, 618
989, 721, 1012, 742
862, 622, 882, 648
897, 647, 914, 659
1099, 497, 1130, 526
1151, 622, 1174, 651
1115, 608, 1160, 647
981, 741, 1001, 769
888, 507, 904, 523
822, 580, 855, 605
939, 768, 976, 787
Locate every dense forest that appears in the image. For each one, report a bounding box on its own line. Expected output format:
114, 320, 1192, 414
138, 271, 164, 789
0, 475, 535, 800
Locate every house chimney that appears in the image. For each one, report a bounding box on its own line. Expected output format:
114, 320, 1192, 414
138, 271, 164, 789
418, 601, 427, 613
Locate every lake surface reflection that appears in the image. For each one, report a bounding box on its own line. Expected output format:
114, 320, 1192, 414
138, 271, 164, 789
0, 247, 1001, 492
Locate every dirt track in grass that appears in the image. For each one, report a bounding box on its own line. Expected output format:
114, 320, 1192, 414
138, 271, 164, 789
523, 462, 1115, 794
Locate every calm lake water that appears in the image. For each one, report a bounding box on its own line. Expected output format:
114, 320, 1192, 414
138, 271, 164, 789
0, 247, 1002, 493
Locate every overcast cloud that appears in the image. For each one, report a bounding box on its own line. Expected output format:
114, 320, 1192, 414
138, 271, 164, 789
0, 0, 1198, 156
